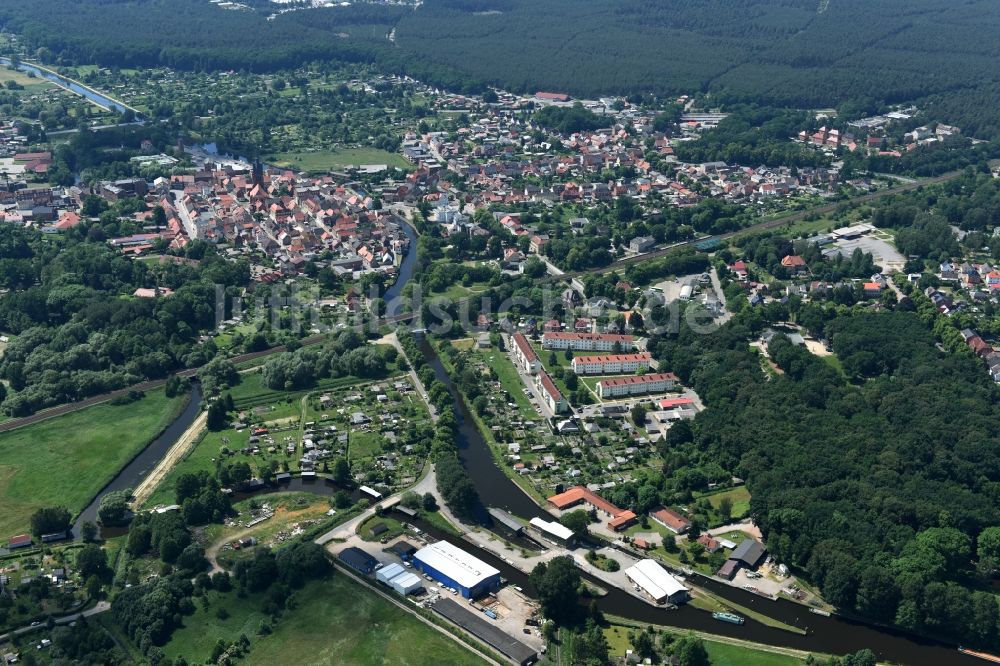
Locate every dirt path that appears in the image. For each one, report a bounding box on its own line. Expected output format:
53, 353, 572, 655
130, 411, 207, 509
204, 524, 258, 575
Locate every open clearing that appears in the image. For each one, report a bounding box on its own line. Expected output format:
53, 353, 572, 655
164, 574, 483, 665
0, 388, 185, 537
265, 148, 411, 173
0, 67, 55, 89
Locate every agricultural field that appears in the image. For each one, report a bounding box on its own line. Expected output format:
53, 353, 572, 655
0, 388, 186, 537
163, 574, 484, 666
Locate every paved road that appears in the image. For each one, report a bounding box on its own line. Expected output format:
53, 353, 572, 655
709, 266, 732, 324
0, 601, 111, 643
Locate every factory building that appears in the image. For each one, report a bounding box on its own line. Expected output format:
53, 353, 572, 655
529, 517, 576, 547
413, 541, 502, 599
625, 559, 689, 605
375, 562, 424, 596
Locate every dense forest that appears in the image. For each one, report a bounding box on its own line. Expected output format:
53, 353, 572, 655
650, 308, 1000, 647
0, 223, 249, 416
8, 0, 1000, 135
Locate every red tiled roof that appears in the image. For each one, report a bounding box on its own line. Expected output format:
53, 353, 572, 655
651, 507, 691, 532
8, 533, 32, 548
597, 373, 677, 389
512, 332, 538, 363
608, 511, 637, 531
538, 370, 563, 402
572, 353, 651, 365
548, 486, 625, 518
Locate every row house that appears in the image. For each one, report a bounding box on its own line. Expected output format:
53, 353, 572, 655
596, 372, 678, 399
571, 353, 652, 375
541, 332, 635, 352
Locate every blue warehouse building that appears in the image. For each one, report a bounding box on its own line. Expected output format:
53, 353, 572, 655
413, 540, 502, 599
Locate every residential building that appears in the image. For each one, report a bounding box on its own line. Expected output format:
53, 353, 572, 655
650, 507, 691, 534
629, 236, 656, 253
536, 370, 568, 414
542, 332, 635, 352
571, 352, 651, 375
511, 332, 540, 374
597, 372, 678, 398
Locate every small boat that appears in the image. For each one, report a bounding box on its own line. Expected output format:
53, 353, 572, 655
959, 647, 1000, 664
712, 611, 745, 625
809, 608, 831, 617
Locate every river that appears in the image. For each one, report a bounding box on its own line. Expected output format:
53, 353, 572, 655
61, 195, 978, 662
73, 384, 202, 538
0, 58, 136, 115
413, 339, 980, 666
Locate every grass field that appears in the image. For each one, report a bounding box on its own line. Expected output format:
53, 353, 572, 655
604, 624, 806, 665
164, 575, 483, 665
704, 640, 806, 666
265, 148, 412, 173
705, 485, 752, 518
0, 388, 185, 536
477, 348, 535, 414
0, 68, 54, 90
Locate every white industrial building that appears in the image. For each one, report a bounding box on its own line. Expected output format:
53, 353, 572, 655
388, 571, 423, 596
625, 559, 689, 605
376, 563, 406, 584
529, 517, 576, 546
375, 562, 423, 596
413, 540, 502, 598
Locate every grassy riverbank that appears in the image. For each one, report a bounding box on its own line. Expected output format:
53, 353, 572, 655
604, 616, 815, 665
0, 388, 187, 536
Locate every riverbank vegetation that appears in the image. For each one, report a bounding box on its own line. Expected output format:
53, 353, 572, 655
0, 387, 185, 536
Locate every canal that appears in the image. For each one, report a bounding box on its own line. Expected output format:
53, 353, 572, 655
414, 338, 979, 666
74, 384, 202, 537
0, 58, 136, 115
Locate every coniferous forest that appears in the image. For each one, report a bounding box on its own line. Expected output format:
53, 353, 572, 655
6, 0, 1000, 135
